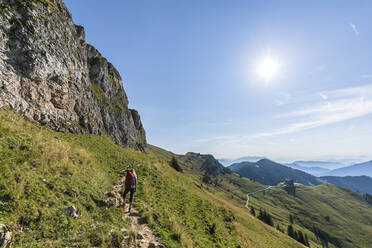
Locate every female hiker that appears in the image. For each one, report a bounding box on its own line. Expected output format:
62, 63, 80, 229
123, 168, 137, 213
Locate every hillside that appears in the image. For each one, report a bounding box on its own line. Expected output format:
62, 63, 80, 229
325, 161, 372, 177
246, 183, 372, 248
2, 109, 372, 248
0, 108, 306, 247
320, 176, 372, 194
229, 159, 323, 186
151, 145, 372, 248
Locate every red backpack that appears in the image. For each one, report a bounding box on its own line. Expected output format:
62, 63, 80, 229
125, 171, 136, 189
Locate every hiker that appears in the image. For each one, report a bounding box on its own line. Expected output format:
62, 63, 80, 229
123, 168, 137, 213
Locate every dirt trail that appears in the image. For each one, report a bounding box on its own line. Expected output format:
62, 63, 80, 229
110, 176, 164, 248
245, 186, 277, 209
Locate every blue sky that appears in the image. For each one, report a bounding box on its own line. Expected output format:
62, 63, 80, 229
64, 0, 372, 162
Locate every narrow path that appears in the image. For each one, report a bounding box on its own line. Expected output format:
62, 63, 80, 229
126, 208, 164, 248
109, 176, 164, 248
245, 186, 277, 209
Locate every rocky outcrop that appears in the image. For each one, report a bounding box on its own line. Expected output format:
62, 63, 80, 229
0, 0, 146, 150
65, 206, 79, 218
184, 152, 231, 176
0, 224, 12, 248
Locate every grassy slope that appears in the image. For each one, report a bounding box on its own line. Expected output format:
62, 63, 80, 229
149, 145, 372, 248
248, 184, 372, 248
0, 108, 303, 248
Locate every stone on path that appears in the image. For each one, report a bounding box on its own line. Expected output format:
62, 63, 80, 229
65, 206, 79, 218
0, 224, 12, 248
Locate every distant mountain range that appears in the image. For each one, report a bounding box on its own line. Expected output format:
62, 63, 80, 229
323, 160, 372, 177
218, 156, 266, 166
286, 161, 345, 170
320, 176, 372, 194
223, 156, 372, 195
228, 159, 323, 186
284, 163, 331, 176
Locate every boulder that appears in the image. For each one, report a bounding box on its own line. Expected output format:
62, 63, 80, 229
0, 224, 12, 248
65, 206, 79, 218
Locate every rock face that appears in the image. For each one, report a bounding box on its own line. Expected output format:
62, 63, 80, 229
0, 0, 146, 150
184, 152, 231, 176
0, 224, 12, 248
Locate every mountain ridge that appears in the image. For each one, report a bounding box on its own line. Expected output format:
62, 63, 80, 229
320, 175, 372, 194
324, 160, 372, 177
0, 0, 146, 150
284, 163, 331, 176
229, 158, 323, 186
218, 156, 266, 166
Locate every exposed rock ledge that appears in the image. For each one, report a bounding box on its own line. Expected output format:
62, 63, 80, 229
0, 0, 146, 150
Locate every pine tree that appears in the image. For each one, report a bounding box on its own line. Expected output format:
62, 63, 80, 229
258, 209, 264, 221
287, 225, 295, 238
304, 234, 310, 247
266, 212, 274, 226
202, 173, 212, 184
289, 214, 294, 224
297, 230, 305, 245
250, 206, 256, 216
170, 157, 183, 172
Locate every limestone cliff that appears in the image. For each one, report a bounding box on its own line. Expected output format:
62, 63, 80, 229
184, 152, 231, 176
0, 0, 146, 150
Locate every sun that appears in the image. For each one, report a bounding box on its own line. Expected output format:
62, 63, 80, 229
257, 57, 279, 81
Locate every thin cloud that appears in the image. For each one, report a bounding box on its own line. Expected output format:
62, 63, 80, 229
361, 74, 372, 78
318, 92, 328, 100
350, 23, 360, 36
255, 83, 372, 138
194, 84, 372, 146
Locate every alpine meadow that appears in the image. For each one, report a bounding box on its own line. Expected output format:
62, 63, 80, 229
1, 0, 372, 248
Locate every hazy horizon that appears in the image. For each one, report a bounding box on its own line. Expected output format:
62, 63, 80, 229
64, 1, 372, 161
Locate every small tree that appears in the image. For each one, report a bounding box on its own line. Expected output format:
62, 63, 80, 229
287, 225, 294, 238
258, 209, 273, 226
250, 206, 256, 216
304, 234, 310, 247
266, 212, 273, 226
364, 193, 372, 205
276, 224, 283, 232
289, 214, 294, 224
202, 173, 212, 184
170, 157, 183, 172
297, 230, 306, 245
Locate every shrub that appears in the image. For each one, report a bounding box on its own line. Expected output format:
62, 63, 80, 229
170, 157, 183, 172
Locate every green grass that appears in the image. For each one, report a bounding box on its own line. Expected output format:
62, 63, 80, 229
203, 170, 372, 248
248, 184, 372, 248
0, 108, 305, 247
149, 145, 372, 248
3, 106, 370, 247
90, 79, 126, 114
0, 108, 133, 247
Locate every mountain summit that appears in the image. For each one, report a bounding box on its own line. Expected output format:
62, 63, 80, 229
0, 0, 146, 150
229, 159, 322, 186
325, 160, 372, 177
